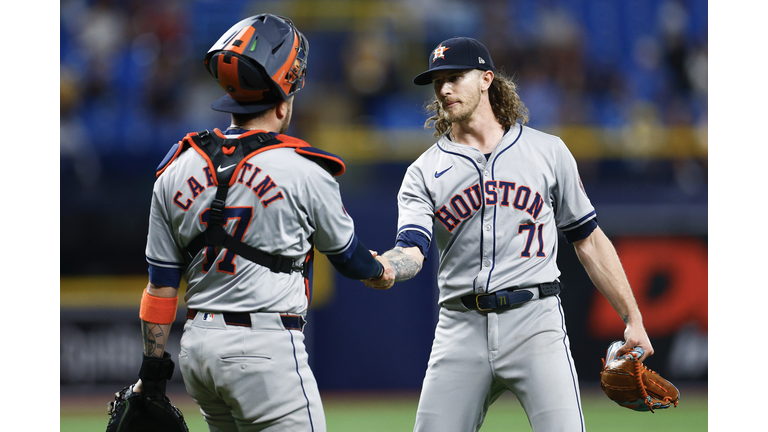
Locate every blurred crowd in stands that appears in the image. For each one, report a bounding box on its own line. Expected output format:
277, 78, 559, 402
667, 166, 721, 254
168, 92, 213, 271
61, 0, 707, 155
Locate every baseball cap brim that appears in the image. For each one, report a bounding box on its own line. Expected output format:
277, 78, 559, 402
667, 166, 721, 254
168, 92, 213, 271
211, 94, 277, 114
413, 65, 483, 86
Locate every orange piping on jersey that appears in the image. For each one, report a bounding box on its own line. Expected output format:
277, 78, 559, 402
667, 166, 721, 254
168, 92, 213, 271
271, 32, 300, 96
213, 128, 227, 139
275, 134, 310, 147
229, 142, 307, 187
227, 132, 307, 185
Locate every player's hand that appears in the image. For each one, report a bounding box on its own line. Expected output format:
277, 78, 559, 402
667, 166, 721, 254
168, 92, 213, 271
618, 323, 654, 362
363, 255, 395, 290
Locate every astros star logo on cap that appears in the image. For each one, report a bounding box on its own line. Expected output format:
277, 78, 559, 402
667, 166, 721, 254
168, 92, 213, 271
432, 44, 450, 62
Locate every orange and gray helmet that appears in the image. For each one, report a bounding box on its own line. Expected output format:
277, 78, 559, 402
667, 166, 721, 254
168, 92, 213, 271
204, 14, 309, 114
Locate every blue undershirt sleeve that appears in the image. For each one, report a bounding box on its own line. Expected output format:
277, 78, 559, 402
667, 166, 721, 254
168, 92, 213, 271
148, 263, 184, 288
395, 230, 430, 258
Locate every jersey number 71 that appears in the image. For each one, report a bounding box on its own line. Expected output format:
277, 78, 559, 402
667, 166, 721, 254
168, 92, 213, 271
518, 223, 546, 258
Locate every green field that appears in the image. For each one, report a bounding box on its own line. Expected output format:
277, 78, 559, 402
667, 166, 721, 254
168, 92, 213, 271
62, 388, 707, 431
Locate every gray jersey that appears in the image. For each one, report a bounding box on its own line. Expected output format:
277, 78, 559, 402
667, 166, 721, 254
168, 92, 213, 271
145, 133, 356, 314
396, 124, 595, 305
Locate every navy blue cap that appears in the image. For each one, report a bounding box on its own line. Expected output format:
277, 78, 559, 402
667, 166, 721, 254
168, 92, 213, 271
413, 37, 495, 86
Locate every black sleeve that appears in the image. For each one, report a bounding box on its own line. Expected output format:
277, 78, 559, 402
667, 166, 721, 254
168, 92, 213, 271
326, 235, 384, 280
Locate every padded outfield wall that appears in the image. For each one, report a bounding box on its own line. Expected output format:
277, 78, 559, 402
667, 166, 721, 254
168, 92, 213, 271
61, 158, 707, 391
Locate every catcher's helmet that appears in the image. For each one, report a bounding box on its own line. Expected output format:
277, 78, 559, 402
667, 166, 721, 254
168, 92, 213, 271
205, 14, 309, 114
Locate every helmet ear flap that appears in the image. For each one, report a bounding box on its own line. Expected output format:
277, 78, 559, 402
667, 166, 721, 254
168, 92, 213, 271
208, 52, 280, 104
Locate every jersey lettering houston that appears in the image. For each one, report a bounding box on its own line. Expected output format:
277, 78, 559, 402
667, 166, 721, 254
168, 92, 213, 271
145, 134, 356, 314
396, 124, 596, 304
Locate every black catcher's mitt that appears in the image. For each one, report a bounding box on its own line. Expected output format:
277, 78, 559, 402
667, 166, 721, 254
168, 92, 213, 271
106, 353, 189, 432
106, 384, 189, 432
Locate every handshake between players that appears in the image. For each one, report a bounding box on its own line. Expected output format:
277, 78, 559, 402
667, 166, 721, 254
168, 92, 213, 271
363, 248, 422, 290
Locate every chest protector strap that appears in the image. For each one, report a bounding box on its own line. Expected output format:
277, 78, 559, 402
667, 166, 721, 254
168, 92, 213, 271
169, 129, 336, 274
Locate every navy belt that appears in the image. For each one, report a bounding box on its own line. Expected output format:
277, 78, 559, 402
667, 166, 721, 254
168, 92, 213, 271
186, 309, 305, 331
461, 281, 562, 312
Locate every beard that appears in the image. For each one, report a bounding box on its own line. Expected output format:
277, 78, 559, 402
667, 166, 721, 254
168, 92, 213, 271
442, 86, 482, 124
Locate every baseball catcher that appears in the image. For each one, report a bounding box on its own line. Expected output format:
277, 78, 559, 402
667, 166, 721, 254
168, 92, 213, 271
112, 12, 388, 432
599, 340, 680, 412
106, 353, 189, 432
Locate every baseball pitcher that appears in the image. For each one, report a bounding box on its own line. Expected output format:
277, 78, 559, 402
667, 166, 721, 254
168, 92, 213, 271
365, 37, 653, 432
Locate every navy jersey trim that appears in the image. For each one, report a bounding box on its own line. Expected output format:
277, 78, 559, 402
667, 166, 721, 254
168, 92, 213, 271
148, 264, 183, 288
397, 224, 432, 241
289, 331, 316, 432
147, 256, 186, 269
560, 211, 597, 231
493, 125, 524, 161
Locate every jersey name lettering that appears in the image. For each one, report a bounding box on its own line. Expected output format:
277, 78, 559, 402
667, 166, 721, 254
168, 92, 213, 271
435, 180, 545, 232
172, 164, 284, 211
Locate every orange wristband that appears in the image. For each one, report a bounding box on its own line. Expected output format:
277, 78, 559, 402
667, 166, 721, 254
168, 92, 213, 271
139, 290, 178, 324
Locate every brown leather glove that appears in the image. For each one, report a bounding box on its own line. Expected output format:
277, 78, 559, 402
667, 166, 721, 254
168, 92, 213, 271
599, 340, 680, 413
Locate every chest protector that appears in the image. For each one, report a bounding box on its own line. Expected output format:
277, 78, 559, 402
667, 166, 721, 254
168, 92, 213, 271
156, 128, 345, 274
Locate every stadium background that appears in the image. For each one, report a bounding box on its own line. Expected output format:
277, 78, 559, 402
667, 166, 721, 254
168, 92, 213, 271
59, 0, 707, 417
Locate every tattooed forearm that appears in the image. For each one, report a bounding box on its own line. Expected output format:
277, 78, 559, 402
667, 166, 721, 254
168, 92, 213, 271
142, 321, 169, 357
622, 315, 630, 325
382, 248, 422, 282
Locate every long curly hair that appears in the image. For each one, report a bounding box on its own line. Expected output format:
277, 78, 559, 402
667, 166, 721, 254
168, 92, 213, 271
424, 69, 529, 138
